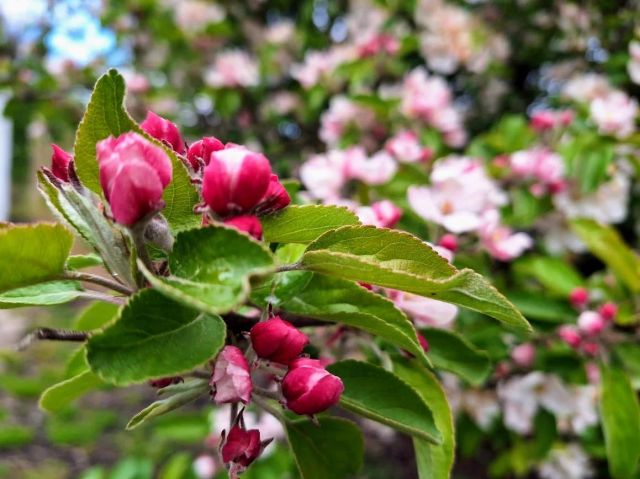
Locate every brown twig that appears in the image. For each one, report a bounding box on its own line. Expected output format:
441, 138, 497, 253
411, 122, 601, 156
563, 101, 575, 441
16, 328, 89, 351
62, 270, 134, 296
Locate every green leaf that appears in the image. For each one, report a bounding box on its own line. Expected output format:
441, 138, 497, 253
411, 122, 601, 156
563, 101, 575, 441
421, 328, 491, 385
66, 254, 103, 270
571, 219, 640, 292
301, 226, 531, 332
141, 226, 274, 315
286, 417, 363, 479
252, 272, 429, 365
73, 69, 198, 232
506, 292, 574, 323
0, 281, 83, 308
262, 205, 360, 244
600, 365, 640, 478
86, 289, 226, 385
327, 360, 441, 443
74, 302, 119, 331
394, 358, 455, 479
514, 256, 583, 296
39, 370, 105, 413
0, 223, 73, 293
126, 380, 209, 430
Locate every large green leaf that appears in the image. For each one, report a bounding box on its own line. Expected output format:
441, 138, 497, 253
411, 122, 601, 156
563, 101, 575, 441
0, 223, 73, 293
600, 365, 640, 478
327, 360, 441, 443
394, 358, 455, 479
301, 226, 531, 332
286, 417, 363, 479
506, 292, 574, 323
74, 302, 120, 331
141, 226, 274, 315
86, 289, 226, 385
421, 328, 491, 385
252, 272, 429, 365
39, 371, 106, 413
0, 281, 83, 308
261, 205, 360, 243
73, 69, 199, 232
571, 219, 640, 293
514, 256, 583, 296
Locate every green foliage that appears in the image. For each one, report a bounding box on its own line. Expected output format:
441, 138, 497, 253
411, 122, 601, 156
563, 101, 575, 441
600, 365, 640, 478
0, 223, 73, 292
87, 290, 226, 385
0, 281, 83, 308
514, 256, 583, 296
39, 371, 106, 413
141, 226, 275, 315
300, 226, 531, 332
286, 417, 364, 479
261, 205, 360, 243
328, 360, 441, 443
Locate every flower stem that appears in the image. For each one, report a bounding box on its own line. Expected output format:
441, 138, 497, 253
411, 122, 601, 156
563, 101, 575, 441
62, 271, 134, 295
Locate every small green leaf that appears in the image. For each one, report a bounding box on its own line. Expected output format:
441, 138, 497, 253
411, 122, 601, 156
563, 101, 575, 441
0, 223, 73, 293
600, 365, 640, 478
286, 417, 363, 479
39, 371, 106, 413
0, 281, 83, 308
327, 360, 441, 443
506, 292, 575, 323
87, 289, 226, 385
252, 272, 429, 365
261, 205, 360, 243
571, 219, 640, 293
141, 226, 274, 315
301, 226, 531, 332
74, 302, 119, 331
514, 256, 583, 296
66, 254, 103, 270
73, 69, 199, 232
394, 358, 455, 479
422, 328, 491, 385
126, 380, 209, 430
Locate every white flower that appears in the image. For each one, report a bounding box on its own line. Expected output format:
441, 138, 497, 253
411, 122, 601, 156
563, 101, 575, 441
299, 149, 351, 200
174, 0, 225, 33
347, 150, 398, 185
590, 91, 638, 138
538, 444, 594, 479
562, 73, 612, 103
627, 41, 640, 85
205, 50, 259, 88
478, 210, 533, 261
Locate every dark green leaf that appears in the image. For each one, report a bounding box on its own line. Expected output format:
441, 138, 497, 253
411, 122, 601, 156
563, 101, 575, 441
514, 256, 583, 296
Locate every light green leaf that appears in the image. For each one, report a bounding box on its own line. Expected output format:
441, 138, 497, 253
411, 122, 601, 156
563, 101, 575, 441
141, 226, 275, 315
506, 292, 574, 323
86, 289, 226, 385
514, 256, 583, 296
73, 69, 199, 232
571, 219, 640, 293
286, 417, 363, 479
600, 365, 640, 478
421, 328, 491, 385
74, 302, 120, 331
66, 254, 103, 270
39, 370, 106, 413
327, 360, 441, 443
252, 272, 429, 365
0, 223, 73, 293
394, 357, 455, 479
126, 380, 210, 430
261, 205, 360, 243
301, 226, 531, 332
0, 281, 83, 308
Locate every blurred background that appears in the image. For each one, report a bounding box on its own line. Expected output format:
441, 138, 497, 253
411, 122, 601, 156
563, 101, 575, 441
0, 0, 638, 478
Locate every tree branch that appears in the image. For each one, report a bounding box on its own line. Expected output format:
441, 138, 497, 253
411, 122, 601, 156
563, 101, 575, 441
62, 271, 134, 296
16, 328, 89, 351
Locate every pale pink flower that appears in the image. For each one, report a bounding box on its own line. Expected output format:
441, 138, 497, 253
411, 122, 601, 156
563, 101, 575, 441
174, 0, 225, 33
479, 210, 533, 261
291, 46, 357, 89
347, 150, 397, 185
577, 311, 606, 336
390, 290, 458, 328
299, 149, 350, 200
385, 130, 431, 163
205, 50, 259, 88
511, 343, 536, 368
530, 109, 574, 131
538, 444, 594, 479
628, 41, 640, 85
193, 455, 218, 479
319, 96, 376, 146
211, 346, 253, 404
563, 73, 612, 103
590, 91, 638, 138
356, 200, 402, 228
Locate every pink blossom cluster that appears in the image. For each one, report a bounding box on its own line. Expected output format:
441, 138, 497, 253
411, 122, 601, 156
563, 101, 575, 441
509, 148, 566, 196
205, 50, 260, 88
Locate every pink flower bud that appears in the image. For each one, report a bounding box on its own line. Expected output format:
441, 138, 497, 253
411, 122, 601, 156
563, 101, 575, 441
438, 234, 458, 252
577, 311, 606, 336
97, 133, 173, 226
254, 174, 291, 214
569, 287, 589, 309
224, 215, 263, 240
585, 362, 600, 384
281, 358, 344, 415
187, 136, 225, 170
149, 376, 183, 388
598, 302, 618, 321
50, 144, 73, 182
511, 343, 535, 368
417, 333, 429, 353
250, 316, 309, 365
530, 111, 556, 131
221, 425, 262, 468
581, 341, 600, 357
202, 146, 272, 216
210, 346, 253, 404
558, 325, 581, 348
140, 111, 185, 154
371, 200, 402, 228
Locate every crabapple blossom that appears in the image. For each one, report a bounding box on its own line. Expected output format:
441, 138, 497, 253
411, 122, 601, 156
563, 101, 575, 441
250, 316, 309, 365
97, 132, 172, 226
558, 325, 582, 349
223, 215, 262, 240
299, 149, 350, 201
220, 424, 262, 475
511, 343, 536, 368
628, 41, 640, 84
577, 311, 605, 336
589, 91, 638, 138
140, 111, 185, 154
538, 444, 594, 479
318, 96, 376, 147
187, 136, 225, 170
478, 210, 532, 261
210, 346, 252, 404
205, 50, 259, 88
568, 287, 589, 309
388, 289, 458, 329
598, 302, 617, 321
438, 234, 458, 252
529, 109, 574, 131
385, 130, 432, 163
509, 148, 565, 192
50, 144, 72, 182
281, 358, 344, 415
347, 150, 397, 185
